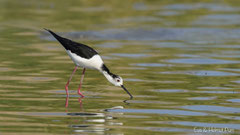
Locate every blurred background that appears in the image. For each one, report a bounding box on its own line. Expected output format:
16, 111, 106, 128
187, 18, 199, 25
0, 0, 240, 134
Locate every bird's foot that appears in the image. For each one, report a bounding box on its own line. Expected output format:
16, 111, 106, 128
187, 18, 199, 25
78, 91, 85, 97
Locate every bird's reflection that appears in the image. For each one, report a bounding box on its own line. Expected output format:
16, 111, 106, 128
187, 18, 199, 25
65, 96, 69, 108
63, 96, 126, 134
65, 96, 84, 110
123, 98, 133, 105
78, 97, 83, 109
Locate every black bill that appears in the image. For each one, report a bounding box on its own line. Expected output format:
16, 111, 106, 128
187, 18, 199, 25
121, 85, 133, 99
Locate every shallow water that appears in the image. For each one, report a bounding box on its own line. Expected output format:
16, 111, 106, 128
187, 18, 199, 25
0, 0, 240, 135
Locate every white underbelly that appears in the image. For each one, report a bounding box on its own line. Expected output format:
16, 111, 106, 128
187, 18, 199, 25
66, 50, 103, 70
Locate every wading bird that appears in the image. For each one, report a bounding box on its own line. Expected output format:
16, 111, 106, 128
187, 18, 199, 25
45, 29, 133, 99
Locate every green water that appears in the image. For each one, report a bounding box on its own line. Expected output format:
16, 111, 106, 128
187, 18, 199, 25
0, 0, 240, 135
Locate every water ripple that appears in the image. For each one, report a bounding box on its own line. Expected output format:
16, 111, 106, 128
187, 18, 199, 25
182, 105, 240, 113
131, 63, 169, 67
152, 89, 188, 93
110, 53, 151, 58
227, 99, 240, 103
161, 70, 240, 76
166, 58, 240, 64
171, 121, 240, 130
188, 97, 217, 100
105, 109, 208, 116
42, 28, 240, 42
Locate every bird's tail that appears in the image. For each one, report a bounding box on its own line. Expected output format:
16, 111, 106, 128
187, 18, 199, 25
44, 28, 63, 41
44, 28, 73, 50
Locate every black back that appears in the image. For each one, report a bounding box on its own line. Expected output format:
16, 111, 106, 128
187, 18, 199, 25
45, 29, 98, 59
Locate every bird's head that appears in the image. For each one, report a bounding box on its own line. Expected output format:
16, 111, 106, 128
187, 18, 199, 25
110, 74, 123, 86
103, 72, 133, 99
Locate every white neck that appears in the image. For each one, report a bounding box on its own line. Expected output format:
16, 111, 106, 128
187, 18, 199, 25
102, 71, 115, 84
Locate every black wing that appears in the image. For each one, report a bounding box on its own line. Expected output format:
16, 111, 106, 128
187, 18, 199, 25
44, 29, 98, 59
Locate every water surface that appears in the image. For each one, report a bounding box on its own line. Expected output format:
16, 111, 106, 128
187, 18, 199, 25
0, 0, 240, 135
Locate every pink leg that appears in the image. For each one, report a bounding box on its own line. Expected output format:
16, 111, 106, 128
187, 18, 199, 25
78, 68, 86, 97
78, 97, 83, 109
65, 66, 78, 97
65, 96, 69, 108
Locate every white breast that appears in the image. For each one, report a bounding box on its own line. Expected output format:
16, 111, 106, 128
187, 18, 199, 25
66, 50, 103, 70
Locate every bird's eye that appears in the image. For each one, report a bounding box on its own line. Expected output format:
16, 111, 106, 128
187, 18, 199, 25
117, 79, 120, 82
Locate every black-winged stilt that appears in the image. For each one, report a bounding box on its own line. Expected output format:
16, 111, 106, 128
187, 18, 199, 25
44, 29, 133, 99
